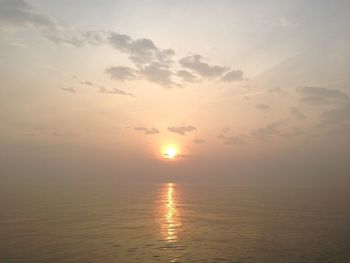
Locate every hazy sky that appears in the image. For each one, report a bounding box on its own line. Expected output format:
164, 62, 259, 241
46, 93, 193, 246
1, 0, 350, 185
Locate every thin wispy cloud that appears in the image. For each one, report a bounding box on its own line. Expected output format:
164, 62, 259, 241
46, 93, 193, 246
80, 81, 93, 86
193, 138, 205, 144
298, 86, 349, 106
218, 127, 247, 145
318, 103, 350, 127
167, 125, 197, 135
267, 87, 288, 95
98, 86, 135, 97
251, 120, 288, 140
256, 104, 270, 110
134, 127, 159, 135
218, 134, 246, 145
289, 107, 306, 119
61, 87, 76, 93
0, 0, 83, 46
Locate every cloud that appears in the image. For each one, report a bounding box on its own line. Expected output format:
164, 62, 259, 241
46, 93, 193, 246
289, 107, 306, 119
318, 103, 350, 127
176, 70, 198, 82
105, 63, 180, 88
139, 63, 180, 88
218, 134, 246, 145
108, 88, 135, 97
97, 32, 180, 88
98, 86, 135, 97
298, 86, 349, 106
0, 0, 54, 28
97, 86, 107, 93
251, 120, 288, 140
82, 30, 106, 45
43, 30, 83, 47
193, 138, 205, 144
167, 125, 197, 135
80, 81, 93, 86
100, 32, 181, 87
107, 32, 174, 67
179, 54, 228, 78
134, 127, 159, 135
256, 104, 270, 110
0, 0, 176, 56
221, 70, 244, 82
0, 0, 83, 46
61, 87, 76, 93
267, 87, 288, 95
179, 55, 245, 82
1, 0, 247, 89
105, 66, 137, 81
76, 77, 136, 97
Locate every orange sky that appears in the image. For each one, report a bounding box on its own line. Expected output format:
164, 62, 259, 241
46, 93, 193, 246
1, 0, 350, 185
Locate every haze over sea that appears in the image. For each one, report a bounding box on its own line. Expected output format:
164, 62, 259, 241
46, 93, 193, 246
1, 182, 349, 262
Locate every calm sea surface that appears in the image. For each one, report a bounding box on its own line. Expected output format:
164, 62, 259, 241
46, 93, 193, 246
1, 183, 350, 262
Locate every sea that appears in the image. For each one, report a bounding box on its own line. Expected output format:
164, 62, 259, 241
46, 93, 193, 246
1, 183, 350, 262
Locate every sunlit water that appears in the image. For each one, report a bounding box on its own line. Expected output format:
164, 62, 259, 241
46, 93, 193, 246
1, 183, 350, 262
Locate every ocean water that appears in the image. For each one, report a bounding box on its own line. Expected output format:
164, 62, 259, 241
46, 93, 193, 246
1, 183, 350, 262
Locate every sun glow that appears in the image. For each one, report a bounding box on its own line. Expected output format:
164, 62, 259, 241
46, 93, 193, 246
163, 145, 178, 159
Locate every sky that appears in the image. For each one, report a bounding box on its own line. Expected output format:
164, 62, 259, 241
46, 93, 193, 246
1, 0, 350, 185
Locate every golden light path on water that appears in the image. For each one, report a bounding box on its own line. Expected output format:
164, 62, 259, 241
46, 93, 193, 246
160, 183, 181, 242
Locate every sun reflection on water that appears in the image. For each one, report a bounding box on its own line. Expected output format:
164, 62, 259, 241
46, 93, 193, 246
160, 183, 181, 242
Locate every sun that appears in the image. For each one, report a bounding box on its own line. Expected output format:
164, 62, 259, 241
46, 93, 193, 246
163, 146, 178, 159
